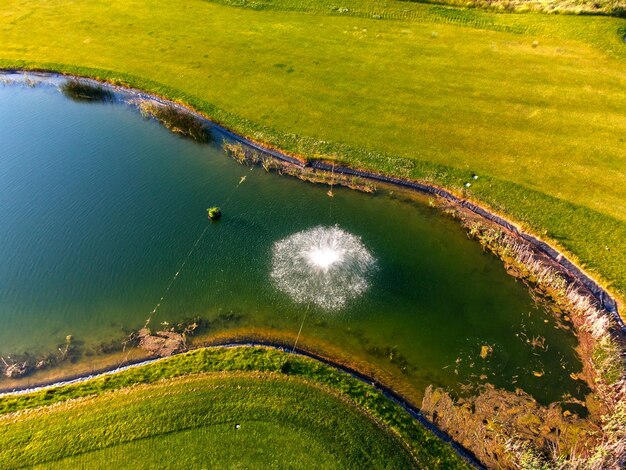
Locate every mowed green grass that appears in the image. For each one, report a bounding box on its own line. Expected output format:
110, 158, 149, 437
1, 0, 625, 298
0, 347, 469, 469
2, 374, 416, 469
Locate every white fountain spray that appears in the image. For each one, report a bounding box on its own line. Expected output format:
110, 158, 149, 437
270, 225, 376, 311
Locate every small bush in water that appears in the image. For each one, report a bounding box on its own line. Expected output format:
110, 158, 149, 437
207, 207, 222, 220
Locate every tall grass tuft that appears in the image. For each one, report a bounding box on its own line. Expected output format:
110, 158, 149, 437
137, 100, 211, 143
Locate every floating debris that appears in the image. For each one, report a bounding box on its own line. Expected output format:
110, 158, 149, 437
529, 335, 547, 351
3, 362, 30, 379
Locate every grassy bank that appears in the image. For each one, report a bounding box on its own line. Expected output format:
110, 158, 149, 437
0, 347, 470, 469
1, 0, 625, 302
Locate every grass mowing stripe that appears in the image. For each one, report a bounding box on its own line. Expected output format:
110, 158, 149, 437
38, 421, 376, 470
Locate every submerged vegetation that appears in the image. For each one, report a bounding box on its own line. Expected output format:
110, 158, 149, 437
0, 347, 470, 469
0, 313, 241, 390
435, 200, 626, 469
1, 335, 78, 380
137, 99, 211, 143
60, 80, 113, 102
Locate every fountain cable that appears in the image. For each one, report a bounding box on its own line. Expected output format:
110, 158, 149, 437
328, 162, 335, 223
146, 222, 211, 325
292, 302, 311, 353
117, 220, 212, 368
145, 174, 247, 324
118, 175, 247, 367
221, 175, 247, 208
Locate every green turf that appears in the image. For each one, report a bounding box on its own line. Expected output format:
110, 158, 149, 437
0, 347, 469, 469
1, 0, 625, 299
3, 374, 414, 469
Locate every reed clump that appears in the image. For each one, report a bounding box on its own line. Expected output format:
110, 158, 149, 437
137, 100, 211, 143
60, 80, 113, 102
222, 141, 375, 192
223, 141, 251, 165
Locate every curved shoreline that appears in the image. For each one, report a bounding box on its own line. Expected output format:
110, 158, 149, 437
7, 69, 619, 323
1, 70, 623, 469
0, 69, 621, 357
0, 342, 485, 470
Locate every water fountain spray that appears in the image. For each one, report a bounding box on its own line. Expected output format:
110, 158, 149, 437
271, 225, 376, 311
271, 225, 375, 351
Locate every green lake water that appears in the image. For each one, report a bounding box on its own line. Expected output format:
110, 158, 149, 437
0, 76, 587, 404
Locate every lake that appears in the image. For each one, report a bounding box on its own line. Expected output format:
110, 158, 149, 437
0, 74, 587, 405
